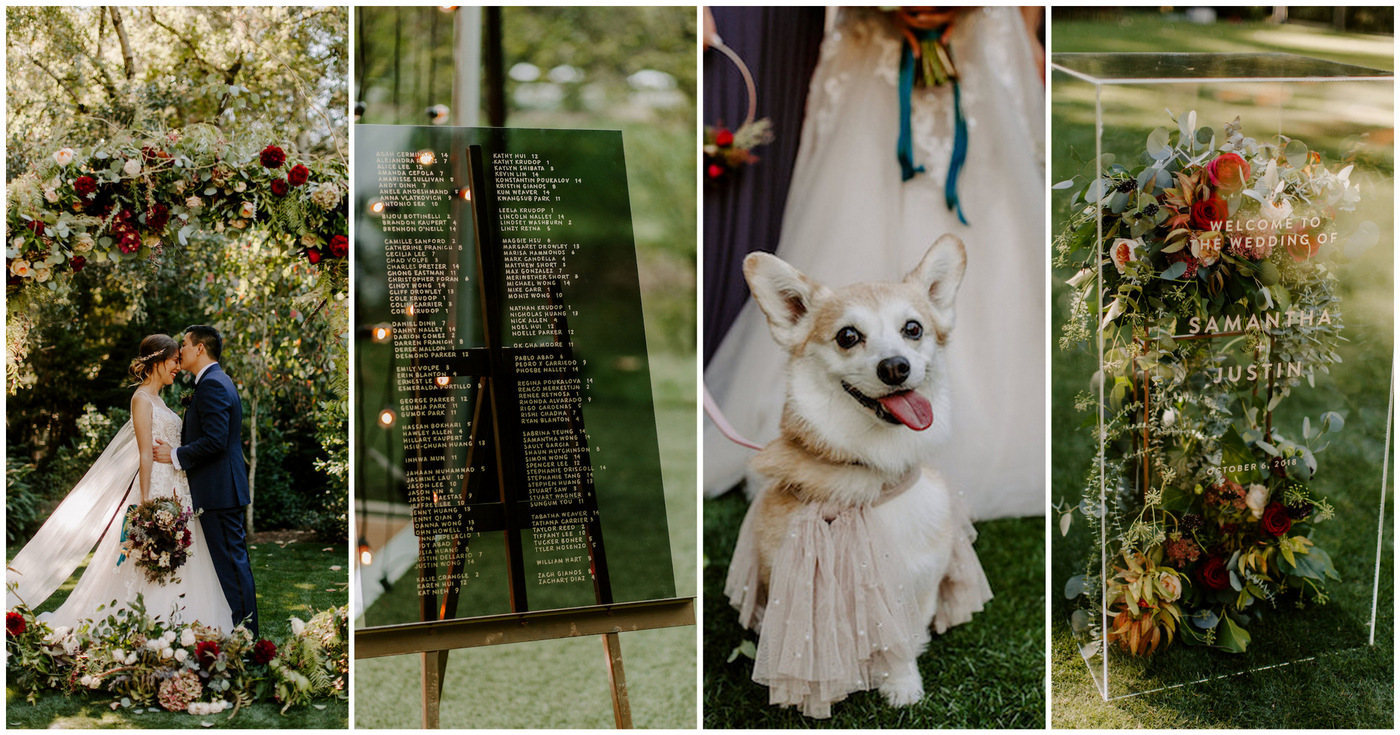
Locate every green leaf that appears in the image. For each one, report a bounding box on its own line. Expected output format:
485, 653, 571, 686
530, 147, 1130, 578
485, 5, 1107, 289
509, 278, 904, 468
1215, 614, 1252, 653
1160, 261, 1188, 281
1064, 574, 1086, 599
727, 639, 756, 663
1146, 126, 1172, 159
1284, 139, 1309, 169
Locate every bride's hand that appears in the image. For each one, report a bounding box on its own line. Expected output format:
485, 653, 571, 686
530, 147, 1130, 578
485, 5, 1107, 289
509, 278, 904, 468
153, 439, 173, 465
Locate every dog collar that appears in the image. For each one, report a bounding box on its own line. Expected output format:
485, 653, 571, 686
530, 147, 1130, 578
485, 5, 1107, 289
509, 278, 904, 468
873, 468, 920, 506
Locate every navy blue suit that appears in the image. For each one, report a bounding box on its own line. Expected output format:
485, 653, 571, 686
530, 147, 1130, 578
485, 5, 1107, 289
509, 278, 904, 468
179, 363, 258, 634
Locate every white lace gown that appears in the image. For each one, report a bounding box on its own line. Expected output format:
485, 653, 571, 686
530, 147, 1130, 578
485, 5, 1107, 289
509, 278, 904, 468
704, 7, 1046, 520
42, 393, 234, 631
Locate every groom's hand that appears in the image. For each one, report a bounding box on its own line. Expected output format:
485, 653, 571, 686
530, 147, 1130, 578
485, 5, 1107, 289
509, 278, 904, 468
153, 439, 174, 465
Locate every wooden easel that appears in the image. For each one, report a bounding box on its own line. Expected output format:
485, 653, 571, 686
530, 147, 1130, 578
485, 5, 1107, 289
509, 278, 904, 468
356, 143, 694, 728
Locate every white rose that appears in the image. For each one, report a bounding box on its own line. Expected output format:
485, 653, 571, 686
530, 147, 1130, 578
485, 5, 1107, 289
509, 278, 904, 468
301, 233, 319, 248
146, 638, 163, 652
44, 188, 59, 204
1110, 237, 1143, 274
1158, 572, 1182, 602
126, 653, 138, 665
32, 263, 52, 283
161, 647, 174, 660
185, 196, 203, 210
232, 219, 248, 230
10, 259, 32, 278
175, 648, 188, 662
163, 629, 177, 643
111, 648, 125, 662
290, 617, 306, 636
80, 675, 93, 687
54, 148, 75, 166
239, 201, 256, 218
235, 181, 247, 193
123, 159, 142, 176
74, 233, 95, 253
181, 628, 196, 647
1245, 483, 1271, 519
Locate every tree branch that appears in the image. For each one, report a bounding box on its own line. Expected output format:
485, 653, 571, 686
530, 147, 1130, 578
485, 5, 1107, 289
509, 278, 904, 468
109, 7, 136, 80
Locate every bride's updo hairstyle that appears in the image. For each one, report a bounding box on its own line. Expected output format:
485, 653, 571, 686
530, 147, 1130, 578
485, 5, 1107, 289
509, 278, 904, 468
129, 334, 179, 385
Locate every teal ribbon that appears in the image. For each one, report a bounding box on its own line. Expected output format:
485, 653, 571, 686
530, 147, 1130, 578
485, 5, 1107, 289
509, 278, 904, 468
897, 28, 968, 225
116, 503, 135, 566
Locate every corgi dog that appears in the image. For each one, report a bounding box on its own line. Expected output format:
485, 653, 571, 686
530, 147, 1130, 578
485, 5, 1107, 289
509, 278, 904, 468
725, 234, 993, 718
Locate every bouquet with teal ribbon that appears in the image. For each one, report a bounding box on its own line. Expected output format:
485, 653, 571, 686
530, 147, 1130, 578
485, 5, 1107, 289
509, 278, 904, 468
895, 15, 968, 225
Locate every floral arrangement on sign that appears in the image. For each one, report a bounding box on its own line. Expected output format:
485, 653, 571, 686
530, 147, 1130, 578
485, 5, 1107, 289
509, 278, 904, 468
6, 122, 348, 291
5, 594, 348, 718
118, 498, 195, 586
1053, 111, 1374, 656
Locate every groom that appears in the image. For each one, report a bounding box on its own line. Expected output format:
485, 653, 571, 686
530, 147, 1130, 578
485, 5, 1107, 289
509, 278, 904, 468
153, 325, 259, 635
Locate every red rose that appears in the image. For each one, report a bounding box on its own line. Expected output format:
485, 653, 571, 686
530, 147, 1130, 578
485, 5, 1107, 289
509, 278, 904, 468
306, 248, 323, 265
715, 128, 734, 147
259, 144, 286, 169
182, 528, 192, 547
146, 203, 170, 232
119, 231, 141, 254
196, 639, 221, 667
73, 176, 97, 197
287, 164, 310, 187
1261, 502, 1293, 537
1190, 195, 1228, 232
706, 163, 724, 179
7, 611, 25, 636
70, 256, 86, 272
1199, 555, 1230, 591
1285, 223, 1322, 262
1206, 152, 1251, 194
250, 639, 277, 666
25, 220, 43, 236
271, 178, 289, 197
329, 235, 348, 258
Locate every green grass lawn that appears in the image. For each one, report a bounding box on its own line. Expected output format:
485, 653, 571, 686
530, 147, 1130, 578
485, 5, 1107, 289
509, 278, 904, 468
1049, 14, 1393, 728
353, 352, 698, 729
703, 491, 1045, 729
5, 538, 350, 729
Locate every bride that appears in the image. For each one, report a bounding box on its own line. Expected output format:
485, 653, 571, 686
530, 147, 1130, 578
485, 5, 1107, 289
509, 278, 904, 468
6, 334, 233, 631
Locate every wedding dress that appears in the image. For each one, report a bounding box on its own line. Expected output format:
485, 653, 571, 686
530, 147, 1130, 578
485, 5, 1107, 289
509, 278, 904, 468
704, 7, 1045, 520
6, 392, 233, 631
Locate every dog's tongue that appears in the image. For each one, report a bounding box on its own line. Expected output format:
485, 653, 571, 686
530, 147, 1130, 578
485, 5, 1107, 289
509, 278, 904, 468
877, 390, 933, 431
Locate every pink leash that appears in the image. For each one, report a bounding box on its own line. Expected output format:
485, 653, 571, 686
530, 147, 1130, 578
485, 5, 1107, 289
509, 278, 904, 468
703, 384, 764, 451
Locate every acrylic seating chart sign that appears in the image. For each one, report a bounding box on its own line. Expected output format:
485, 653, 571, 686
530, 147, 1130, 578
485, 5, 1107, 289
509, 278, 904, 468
353, 126, 676, 630
1050, 54, 1392, 700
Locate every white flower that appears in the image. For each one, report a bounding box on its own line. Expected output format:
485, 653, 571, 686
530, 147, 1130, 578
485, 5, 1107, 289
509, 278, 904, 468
173, 180, 187, 195
1158, 572, 1182, 602
1258, 196, 1293, 224
290, 617, 306, 636
301, 233, 319, 248
1162, 408, 1176, 427
309, 181, 342, 210
159, 551, 171, 567
163, 629, 177, 643
1100, 297, 1125, 331
214, 221, 225, 233
126, 653, 138, 665
63, 636, 80, 656
10, 259, 32, 278
44, 188, 59, 204
1190, 231, 1223, 266
73, 232, 95, 253
1109, 237, 1143, 274
1246, 483, 1271, 519
175, 648, 189, 662
1065, 268, 1094, 289
239, 201, 256, 218
234, 181, 247, 193
80, 675, 93, 688
181, 628, 197, 647
123, 158, 142, 176
231, 219, 248, 230
32, 263, 52, 283
185, 195, 203, 210
112, 648, 125, 662
161, 647, 174, 660
54, 148, 75, 166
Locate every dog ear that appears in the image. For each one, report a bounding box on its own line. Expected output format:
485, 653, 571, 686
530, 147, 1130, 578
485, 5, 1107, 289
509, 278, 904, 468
907, 234, 966, 316
743, 252, 826, 349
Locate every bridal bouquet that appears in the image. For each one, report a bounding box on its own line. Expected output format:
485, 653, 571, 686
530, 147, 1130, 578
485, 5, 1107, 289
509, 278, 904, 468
119, 498, 195, 586
1054, 111, 1370, 656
